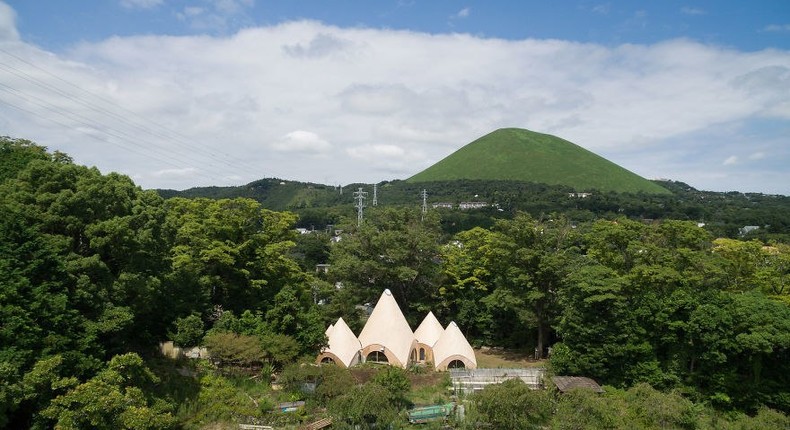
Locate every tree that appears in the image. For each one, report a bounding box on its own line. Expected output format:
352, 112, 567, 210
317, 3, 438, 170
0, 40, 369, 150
371, 367, 411, 409
329, 382, 399, 428
552, 388, 622, 430
202, 332, 266, 369
470, 379, 552, 430
172, 314, 204, 347
41, 353, 176, 430
489, 214, 578, 353
329, 206, 442, 322
164, 197, 303, 314
438, 227, 503, 343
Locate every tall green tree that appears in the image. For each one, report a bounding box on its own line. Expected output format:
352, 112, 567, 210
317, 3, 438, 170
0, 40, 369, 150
329, 206, 442, 321
163, 197, 303, 315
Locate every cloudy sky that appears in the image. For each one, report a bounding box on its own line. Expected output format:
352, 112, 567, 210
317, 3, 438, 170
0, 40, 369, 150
1, 1, 789, 194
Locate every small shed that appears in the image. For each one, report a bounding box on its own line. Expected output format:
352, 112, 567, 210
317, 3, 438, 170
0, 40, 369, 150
551, 376, 604, 393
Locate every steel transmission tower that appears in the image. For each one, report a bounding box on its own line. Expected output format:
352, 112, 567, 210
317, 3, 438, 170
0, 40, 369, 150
421, 189, 428, 221
372, 183, 378, 206
354, 187, 368, 226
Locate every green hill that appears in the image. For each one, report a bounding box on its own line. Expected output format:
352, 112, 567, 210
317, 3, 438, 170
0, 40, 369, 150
407, 128, 670, 195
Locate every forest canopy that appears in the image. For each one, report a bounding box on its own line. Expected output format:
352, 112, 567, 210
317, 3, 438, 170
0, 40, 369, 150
1, 137, 789, 428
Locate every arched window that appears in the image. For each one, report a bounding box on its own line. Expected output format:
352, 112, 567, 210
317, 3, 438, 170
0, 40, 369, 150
447, 359, 465, 369
419, 348, 426, 361
320, 357, 335, 364
366, 351, 388, 363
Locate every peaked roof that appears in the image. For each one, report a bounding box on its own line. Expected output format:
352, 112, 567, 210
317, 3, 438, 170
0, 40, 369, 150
357, 289, 415, 367
432, 321, 477, 370
552, 376, 604, 393
320, 317, 362, 368
414, 311, 444, 347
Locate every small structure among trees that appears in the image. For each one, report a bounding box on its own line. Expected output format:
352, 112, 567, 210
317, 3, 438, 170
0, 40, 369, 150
551, 376, 604, 394
316, 289, 477, 370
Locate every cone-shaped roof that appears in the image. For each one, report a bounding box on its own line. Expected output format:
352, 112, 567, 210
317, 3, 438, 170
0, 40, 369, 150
357, 289, 415, 367
433, 321, 477, 370
320, 317, 362, 368
414, 311, 444, 347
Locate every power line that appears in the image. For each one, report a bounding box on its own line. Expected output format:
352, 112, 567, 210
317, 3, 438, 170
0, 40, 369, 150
0, 47, 269, 182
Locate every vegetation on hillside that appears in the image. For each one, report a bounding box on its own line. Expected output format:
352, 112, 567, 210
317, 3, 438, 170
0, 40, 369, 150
161, 177, 790, 242
2, 136, 789, 428
407, 128, 671, 194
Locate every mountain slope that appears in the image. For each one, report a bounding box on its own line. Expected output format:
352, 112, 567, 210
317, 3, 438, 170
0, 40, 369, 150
407, 128, 670, 194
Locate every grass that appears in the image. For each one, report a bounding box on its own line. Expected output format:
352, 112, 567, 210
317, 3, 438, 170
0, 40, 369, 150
474, 347, 547, 368
408, 128, 671, 195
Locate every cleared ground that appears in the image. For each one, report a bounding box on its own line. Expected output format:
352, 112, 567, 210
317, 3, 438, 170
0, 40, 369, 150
474, 347, 547, 368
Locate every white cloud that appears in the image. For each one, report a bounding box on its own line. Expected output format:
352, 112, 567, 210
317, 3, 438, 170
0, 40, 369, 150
175, 0, 254, 32
0, 1, 19, 41
120, 0, 164, 10
271, 130, 332, 153
680, 7, 706, 16
347, 144, 406, 160
590, 3, 611, 15
455, 7, 471, 19
763, 24, 790, 33
1, 19, 789, 192
150, 167, 198, 178
282, 32, 354, 59
723, 155, 738, 166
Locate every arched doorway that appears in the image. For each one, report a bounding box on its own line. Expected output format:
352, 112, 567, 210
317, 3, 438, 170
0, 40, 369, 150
447, 359, 465, 369
366, 351, 389, 363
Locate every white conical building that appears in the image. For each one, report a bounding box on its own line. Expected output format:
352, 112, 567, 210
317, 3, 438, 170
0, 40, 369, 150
412, 311, 444, 364
357, 289, 417, 368
316, 290, 478, 371
316, 317, 362, 368
432, 321, 478, 370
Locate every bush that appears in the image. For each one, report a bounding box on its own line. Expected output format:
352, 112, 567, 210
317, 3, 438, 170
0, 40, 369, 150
202, 332, 265, 368
471, 379, 552, 430
371, 366, 411, 408
173, 314, 205, 347
329, 382, 399, 428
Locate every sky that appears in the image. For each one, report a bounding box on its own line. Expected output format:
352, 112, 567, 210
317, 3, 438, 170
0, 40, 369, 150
0, 1, 789, 194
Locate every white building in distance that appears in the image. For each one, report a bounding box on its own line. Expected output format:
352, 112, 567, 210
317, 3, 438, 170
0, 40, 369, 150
316, 289, 477, 371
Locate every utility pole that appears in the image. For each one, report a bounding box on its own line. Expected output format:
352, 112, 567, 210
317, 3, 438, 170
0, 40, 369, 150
372, 183, 378, 206
354, 187, 368, 226
421, 189, 428, 221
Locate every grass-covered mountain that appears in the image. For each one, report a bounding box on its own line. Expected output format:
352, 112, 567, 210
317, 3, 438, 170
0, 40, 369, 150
408, 128, 670, 195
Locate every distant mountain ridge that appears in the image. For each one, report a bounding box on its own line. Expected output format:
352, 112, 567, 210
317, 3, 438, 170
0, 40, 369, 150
408, 128, 670, 195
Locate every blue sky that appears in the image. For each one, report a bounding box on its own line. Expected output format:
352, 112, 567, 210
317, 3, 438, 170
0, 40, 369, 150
9, 1, 790, 51
1, 0, 789, 194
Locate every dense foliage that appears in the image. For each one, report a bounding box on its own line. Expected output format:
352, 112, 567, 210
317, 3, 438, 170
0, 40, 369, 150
161, 177, 790, 241
2, 136, 789, 428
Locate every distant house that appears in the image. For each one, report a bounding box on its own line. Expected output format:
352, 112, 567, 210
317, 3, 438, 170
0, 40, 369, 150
315, 264, 330, 274
568, 192, 593, 198
432, 202, 454, 209
458, 201, 488, 210
739, 225, 760, 236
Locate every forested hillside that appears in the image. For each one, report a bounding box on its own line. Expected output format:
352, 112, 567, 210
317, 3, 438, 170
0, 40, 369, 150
162, 177, 790, 242
2, 136, 789, 428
